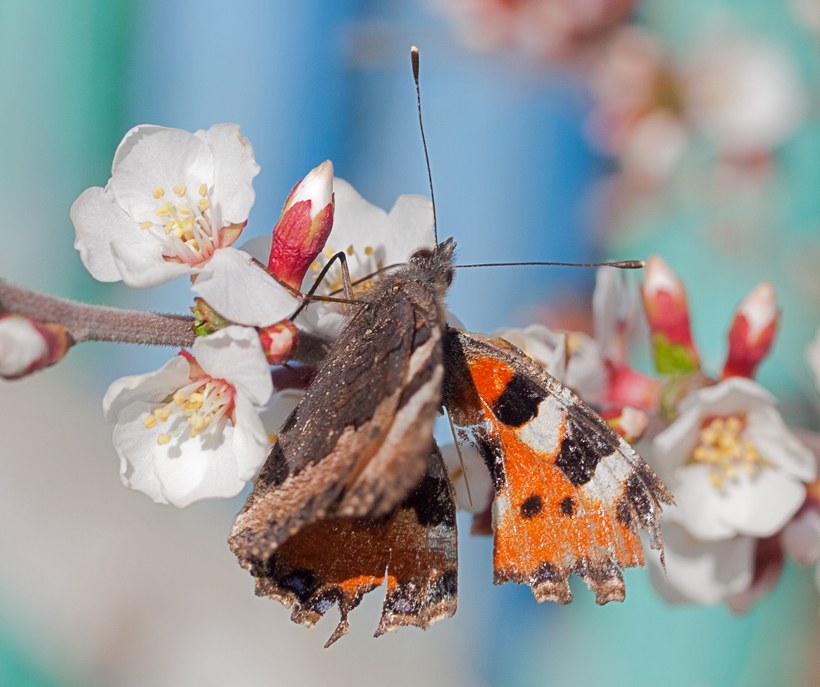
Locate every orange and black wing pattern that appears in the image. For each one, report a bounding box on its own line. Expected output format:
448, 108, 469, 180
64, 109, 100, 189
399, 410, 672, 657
443, 328, 672, 604
238, 444, 457, 647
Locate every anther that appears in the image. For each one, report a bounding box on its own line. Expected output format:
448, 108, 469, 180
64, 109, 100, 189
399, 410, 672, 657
199, 184, 207, 197
153, 187, 165, 199
174, 185, 187, 197
141, 221, 153, 229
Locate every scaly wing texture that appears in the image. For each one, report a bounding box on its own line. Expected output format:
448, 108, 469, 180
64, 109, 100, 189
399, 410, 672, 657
443, 329, 673, 604
230, 279, 444, 561
239, 444, 457, 647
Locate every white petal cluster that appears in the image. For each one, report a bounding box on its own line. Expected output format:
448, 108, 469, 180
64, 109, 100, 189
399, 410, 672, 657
72, 124, 260, 288
103, 327, 273, 507
649, 377, 816, 604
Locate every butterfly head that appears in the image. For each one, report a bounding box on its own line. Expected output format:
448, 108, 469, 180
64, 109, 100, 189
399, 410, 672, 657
409, 237, 456, 298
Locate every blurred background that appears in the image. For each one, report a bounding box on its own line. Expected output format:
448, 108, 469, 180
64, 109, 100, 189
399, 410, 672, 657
2, 0, 820, 685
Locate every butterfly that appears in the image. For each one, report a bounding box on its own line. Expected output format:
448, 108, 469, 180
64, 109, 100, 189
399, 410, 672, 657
228, 237, 673, 647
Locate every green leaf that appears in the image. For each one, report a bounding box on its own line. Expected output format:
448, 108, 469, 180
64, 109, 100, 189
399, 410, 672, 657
653, 334, 698, 376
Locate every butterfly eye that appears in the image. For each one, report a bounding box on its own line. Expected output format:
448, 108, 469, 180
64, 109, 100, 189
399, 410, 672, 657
445, 269, 453, 286
411, 248, 435, 261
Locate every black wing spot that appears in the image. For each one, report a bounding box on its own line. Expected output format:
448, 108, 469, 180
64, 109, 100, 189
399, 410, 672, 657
401, 474, 456, 528
559, 496, 575, 516
554, 410, 615, 487
520, 494, 543, 519
493, 373, 548, 428
279, 568, 319, 603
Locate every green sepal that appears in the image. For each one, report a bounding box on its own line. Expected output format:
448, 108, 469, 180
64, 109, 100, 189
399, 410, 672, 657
191, 298, 234, 337
653, 333, 698, 376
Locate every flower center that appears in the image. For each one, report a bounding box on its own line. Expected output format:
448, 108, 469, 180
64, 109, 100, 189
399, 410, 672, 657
141, 184, 228, 266
142, 376, 235, 446
309, 243, 377, 295
689, 415, 766, 487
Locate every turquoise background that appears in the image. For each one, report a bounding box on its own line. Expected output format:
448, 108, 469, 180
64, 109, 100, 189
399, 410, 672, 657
1, 0, 819, 685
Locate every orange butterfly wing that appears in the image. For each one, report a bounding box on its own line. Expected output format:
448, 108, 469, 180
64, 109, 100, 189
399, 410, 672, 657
443, 329, 672, 604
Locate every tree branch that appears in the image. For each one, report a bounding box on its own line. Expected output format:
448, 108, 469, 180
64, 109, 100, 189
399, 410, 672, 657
0, 278, 332, 364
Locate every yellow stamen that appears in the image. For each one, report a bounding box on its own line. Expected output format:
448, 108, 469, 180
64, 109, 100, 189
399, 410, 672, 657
153, 187, 165, 199
157, 433, 171, 445
174, 184, 187, 197
323, 247, 335, 258
173, 392, 186, 405
178, 205, 190, 215
347, 245, 354, 256
199, 199, 210, 211
141, 221, 153, 229
689, 415, 765, 486
143, 415, 157, 429
155, 204, 170, 217
199, 184, 208, 197
310, 260, 321, 273
268, 434, 278, 443
364, 246, 374, 256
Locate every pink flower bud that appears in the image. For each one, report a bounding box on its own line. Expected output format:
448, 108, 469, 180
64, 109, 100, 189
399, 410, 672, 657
258, 320, 299, 366
641, 255, 699, 374
722, 282, 778, 380
604, 361, 663, 411
600, 405, 649, 443
0, 315, 71, 379
268, 160, 335, 290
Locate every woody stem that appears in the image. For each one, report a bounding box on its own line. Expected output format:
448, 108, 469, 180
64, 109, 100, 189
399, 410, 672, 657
0, 278, 332, 364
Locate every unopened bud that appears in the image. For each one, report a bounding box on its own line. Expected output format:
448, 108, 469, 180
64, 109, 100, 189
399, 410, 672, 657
722, 282, 778, 380
259, 320, 299, 366
0, 315, 72, 379
191, 297, 234, 336
641, 255, 699, 375
268, 160, 335, 290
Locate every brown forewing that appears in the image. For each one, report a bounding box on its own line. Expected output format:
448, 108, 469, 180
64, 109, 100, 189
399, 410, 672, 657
229, 276, 444, 562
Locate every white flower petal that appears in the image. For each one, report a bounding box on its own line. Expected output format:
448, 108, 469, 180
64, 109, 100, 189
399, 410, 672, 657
102, 355, 192, 424
239, 235, 272, 263
678, 376, 774, 416
192, 326, 273, 406
260, 388, 303, 435
111, 125, 214, 224
671, 463, 806, 539
192, 248, 299, 327
781, 508, 820, 567
153, 420, 245, 507
195, 123, 259, 224
231, 392, 271, 481
111, 401, 170, 505
110, 234, 195, 288
494, 325, 567, 380
441, 443, 493, 514
745, 405, 816, 482
71, 185, 142, 282
383, 193, 436, 265
648, 524, 754, 605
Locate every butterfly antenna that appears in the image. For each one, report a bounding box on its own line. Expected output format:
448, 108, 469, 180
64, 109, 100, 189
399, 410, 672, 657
454, 259, 646, 270
411, 46, 438, 245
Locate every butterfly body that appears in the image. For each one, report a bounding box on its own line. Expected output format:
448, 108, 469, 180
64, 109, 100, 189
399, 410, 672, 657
229, 239, 672, 646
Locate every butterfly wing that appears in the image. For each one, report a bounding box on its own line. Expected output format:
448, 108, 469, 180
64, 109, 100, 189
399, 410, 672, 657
238, 443, 458, 647
443, 328, 673, 604
230, 277, 444, 557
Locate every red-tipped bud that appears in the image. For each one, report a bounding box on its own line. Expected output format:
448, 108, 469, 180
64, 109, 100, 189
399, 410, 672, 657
600, 405, 649, 444
604, 362, 663, 411
0, 315, 72, 379
722, 282, 778, 380
259, 320, 299, 366
641, 255, 699, 374
268, 160, 335, 290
